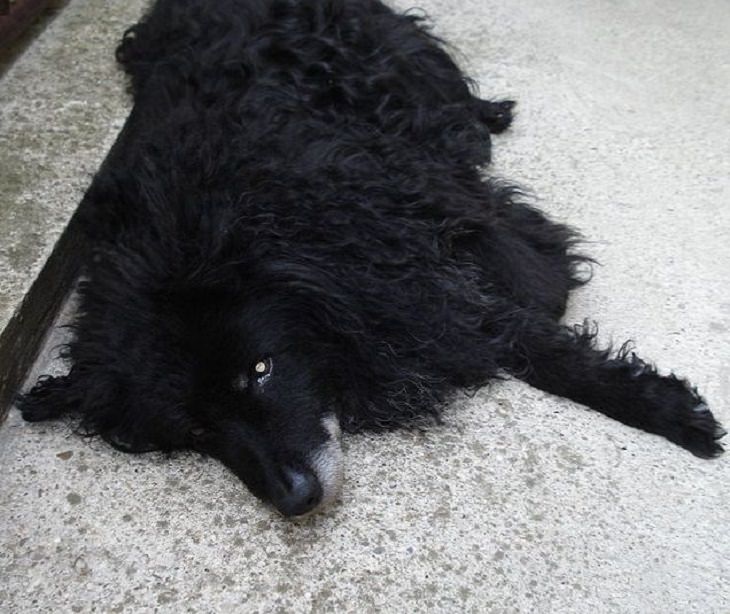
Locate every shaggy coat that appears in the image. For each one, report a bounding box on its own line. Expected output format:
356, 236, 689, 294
20, 0, 724, 516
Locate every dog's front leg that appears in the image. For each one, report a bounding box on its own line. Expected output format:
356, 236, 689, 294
496, 313, 725, 457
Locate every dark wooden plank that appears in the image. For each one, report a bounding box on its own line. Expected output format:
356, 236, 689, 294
0, 0, 53, 49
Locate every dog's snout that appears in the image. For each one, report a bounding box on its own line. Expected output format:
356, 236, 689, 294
272, 465, 323, 517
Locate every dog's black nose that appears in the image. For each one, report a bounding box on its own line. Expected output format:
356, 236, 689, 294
272, 466, 323, 517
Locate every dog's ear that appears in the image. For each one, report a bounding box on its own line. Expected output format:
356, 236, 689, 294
98, 392, 194, 454
84, 376, 192, 454
20, 370, 188, 454
18, 374, 80, 422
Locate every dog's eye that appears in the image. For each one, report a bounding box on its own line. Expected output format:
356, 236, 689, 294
233, 358, 272, 392
251, 357, 273, 381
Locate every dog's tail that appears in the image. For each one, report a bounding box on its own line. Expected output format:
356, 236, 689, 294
497, 313, 725, 457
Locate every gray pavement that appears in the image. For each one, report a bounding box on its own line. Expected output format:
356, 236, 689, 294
0, 0, 144, 337
1, 0, 729, 612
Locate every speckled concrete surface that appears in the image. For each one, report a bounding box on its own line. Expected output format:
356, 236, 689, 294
0, 0, 146, 328
2, 0, 729, 612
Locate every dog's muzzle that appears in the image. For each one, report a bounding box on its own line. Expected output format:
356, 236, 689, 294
270, 414, 344, 517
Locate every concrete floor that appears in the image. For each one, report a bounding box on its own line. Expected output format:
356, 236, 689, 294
1, 0, 729, 612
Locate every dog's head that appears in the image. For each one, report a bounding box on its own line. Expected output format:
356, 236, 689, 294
182, 293, 345, 517
22, 233, 446, 516
23, 270, 345, 517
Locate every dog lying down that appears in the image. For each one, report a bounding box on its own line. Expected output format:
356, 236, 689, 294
19, 0, 724, 517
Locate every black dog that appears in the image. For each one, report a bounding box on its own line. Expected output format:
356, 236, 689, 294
19, 0, 724, 516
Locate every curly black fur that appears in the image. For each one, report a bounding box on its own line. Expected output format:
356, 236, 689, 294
19, 0, 724, 516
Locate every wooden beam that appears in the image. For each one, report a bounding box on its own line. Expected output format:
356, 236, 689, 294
0, 0, 53, 50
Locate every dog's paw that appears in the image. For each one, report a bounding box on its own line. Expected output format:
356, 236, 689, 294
17, 375, 74, 422
679, 403, 726, 458
656, 394, 726, 458
630, 367, 725, 458
476, 99, 516, 134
